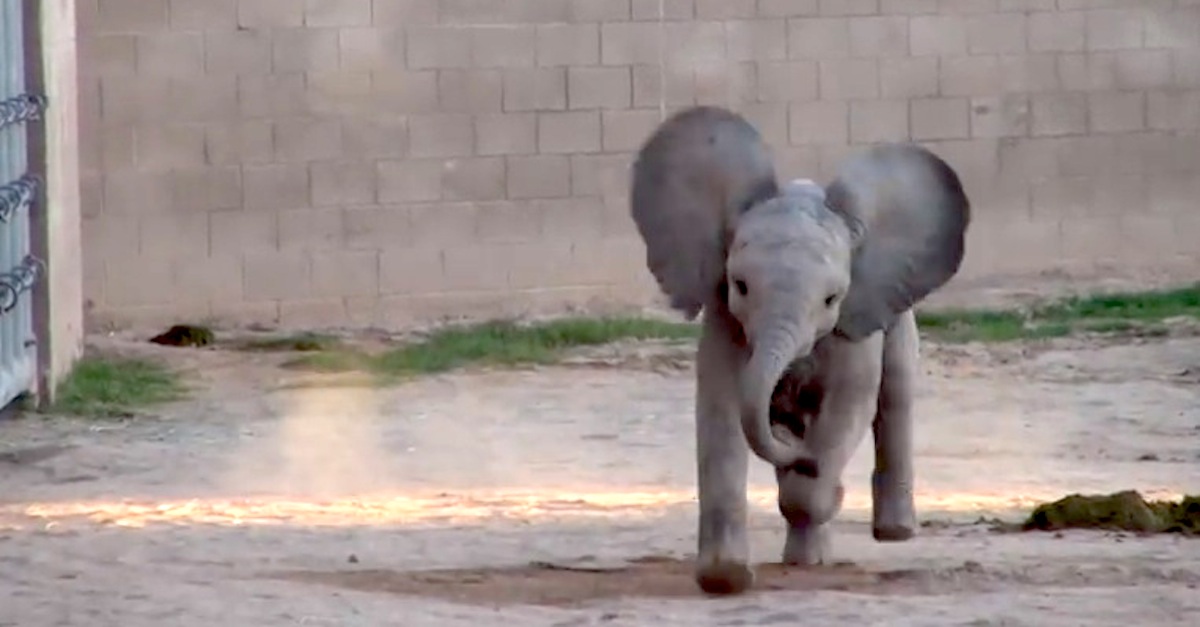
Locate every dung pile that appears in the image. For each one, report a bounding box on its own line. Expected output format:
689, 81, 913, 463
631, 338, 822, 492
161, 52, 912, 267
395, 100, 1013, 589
1023, 490, 1200, 535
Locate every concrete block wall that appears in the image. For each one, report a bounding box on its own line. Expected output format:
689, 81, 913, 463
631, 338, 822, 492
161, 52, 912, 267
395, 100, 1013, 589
77, 0, 1200, 331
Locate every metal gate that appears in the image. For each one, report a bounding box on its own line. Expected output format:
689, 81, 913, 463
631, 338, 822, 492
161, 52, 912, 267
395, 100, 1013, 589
1, 0, 47, 408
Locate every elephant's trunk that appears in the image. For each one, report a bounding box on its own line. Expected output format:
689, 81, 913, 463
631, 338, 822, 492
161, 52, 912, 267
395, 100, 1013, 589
739, 328, 820, 478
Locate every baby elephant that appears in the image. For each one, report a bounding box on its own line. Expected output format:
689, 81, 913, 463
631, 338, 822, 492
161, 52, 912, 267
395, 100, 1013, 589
629, 106, 971, 595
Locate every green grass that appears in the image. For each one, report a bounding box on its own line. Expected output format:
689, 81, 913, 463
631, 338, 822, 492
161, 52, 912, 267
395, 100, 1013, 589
51, 355, 187, 418
282, 317, 700, 379
917, 283, 1200, 343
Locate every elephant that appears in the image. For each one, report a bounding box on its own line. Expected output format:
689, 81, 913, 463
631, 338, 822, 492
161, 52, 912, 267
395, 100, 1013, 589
628, 106, 971, 595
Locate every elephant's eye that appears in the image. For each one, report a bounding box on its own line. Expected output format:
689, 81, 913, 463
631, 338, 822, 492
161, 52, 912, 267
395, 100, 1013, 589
734, 280, 749, 297
824, 293, 838, 307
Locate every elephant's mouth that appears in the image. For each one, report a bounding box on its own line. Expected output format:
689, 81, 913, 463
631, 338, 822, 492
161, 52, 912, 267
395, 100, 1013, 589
767, 361, 822, 442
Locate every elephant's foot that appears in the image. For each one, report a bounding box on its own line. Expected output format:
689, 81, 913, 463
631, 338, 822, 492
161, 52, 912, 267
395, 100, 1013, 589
695, 557, 754, 595
871, 473, 916, 542
782, 522, 831, 566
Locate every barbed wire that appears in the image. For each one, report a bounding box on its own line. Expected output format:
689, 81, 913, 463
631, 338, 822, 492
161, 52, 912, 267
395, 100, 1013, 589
0, 255, 45, 315
0, 94, 48, 129
0, 174, 40, 223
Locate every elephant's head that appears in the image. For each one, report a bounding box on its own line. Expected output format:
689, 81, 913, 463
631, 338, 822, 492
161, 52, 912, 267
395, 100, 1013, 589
630, 106, 970, 477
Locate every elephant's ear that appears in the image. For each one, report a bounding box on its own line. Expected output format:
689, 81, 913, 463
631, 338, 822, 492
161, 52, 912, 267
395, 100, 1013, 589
630, 106, 780, 320
824, 143, 971, 341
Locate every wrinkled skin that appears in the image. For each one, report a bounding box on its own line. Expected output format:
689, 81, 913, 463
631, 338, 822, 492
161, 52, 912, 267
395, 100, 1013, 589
629, 107, 971, 595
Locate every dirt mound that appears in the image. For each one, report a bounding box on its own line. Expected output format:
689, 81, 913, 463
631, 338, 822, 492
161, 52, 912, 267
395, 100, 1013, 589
269, 556, 974, 607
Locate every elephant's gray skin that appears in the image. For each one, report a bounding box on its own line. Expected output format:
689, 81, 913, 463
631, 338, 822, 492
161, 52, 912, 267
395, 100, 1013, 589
628, 106, 970, 595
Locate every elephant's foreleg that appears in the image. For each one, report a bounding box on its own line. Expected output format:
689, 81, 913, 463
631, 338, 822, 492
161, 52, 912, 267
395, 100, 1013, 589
871, 310, 918, 542
694, 307, 753, 594
776, 336, 883, 565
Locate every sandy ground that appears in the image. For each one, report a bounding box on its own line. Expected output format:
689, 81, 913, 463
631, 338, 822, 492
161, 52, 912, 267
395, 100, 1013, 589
2, 320, 1199, 626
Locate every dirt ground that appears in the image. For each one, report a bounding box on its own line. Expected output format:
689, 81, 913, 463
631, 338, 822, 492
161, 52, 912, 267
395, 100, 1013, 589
2, 295, 1200, 625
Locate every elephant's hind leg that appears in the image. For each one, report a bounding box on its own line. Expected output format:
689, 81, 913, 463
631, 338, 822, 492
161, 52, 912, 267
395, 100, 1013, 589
872, 310, 919, 542
694, 306, 753, 595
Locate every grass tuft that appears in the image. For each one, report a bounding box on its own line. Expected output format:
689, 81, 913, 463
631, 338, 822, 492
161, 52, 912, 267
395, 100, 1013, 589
234, 332, 342, 353
917, 283, 1200, 343
282, 317, 699, 379
52, 355, 187, 418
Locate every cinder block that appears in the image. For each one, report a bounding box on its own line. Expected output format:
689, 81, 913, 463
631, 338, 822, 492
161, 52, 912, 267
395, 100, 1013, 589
134, 124, 206, 170
1028, 11, 1085, 52
278, 299, 349, 328
569, 67, 633, 109
378, 247, 445, 294
698, 62, 753, 107
537, 24, 600, 67
940, 56, 1001, 97
538, 111, 602, 153
442, 157, 507, 201
1111, 51, 1173, 90
759, 0, 818, 16
910, 16, 967, 55
632, 65, 695, 107
663, 21, 727, 67
310, 250, 379, 297
756, 61, 818, 102
171, 167, 242, 211
307, 71, 373, 117
789, 100, 849, 144
570, 0, 632, 21
570, 154, 632, 197
1030, 93, 1088, 136
278, 209, 345, 251
539, 198, 608, 240
503, 68, 568, 111
476, 113, 537, 156
601, 110, 662, 152
310, 162, 378, 206
739, 103, 789, 144
1088, 92, 1145, 133
818, 0, 879, 16
244, 251, 312, 300
238, 74, 310, 118
372, 0, 438, 25
372, 70, 439, 113
911, 98, 969, 140
135, 33, 203, 76
210, 300, 281, 327
377, 159, 443, 202
1086, 9, 1144, 51
1091, 173, 1146, 217
100, 76, 172, 125
506, 155, 571, 199
506, 241, 578, 289
408, 114, 475, 157
238, 0, 303, 27
96, 0, 168, 34
966, 13, 1027, 54
1148, 171, 1200, 214
849, 16, 909, 57
443, 244, 513, 292
1111, 133, 1180, 175
1119, 214, 1179, 264
341, 117, 410, 159
879, 0, 936, 14
172, 75, 241, 122
924, 138, 1001, 190
819, 58, 878, 100
139, 213, 210, 259
998, 137, 1061, 183
631, 0, 693, 20
725, 20, 787, 61
242, 164, 312, 210
103, 170, 172, 216
104, 257, 175, 308
998, 54, 1059, 94
1031, 176, 1092, 219
998, 0, 1054, 10
1061, 217, 1124, 264
204, 30, 271, 75
343, 207, 413, 250
273, 28, 340, 73
273, 118, 344, 163
696, 0, 754, 18
1146, 8, 1200, 49
304, 0, 371, 27
880, 57, 938, 98
474, 202, 544, 243
850, 100, 909, 144
1055, 135, 1118, 177
771, 146, 820, 179
471, 26, 537, 68
98, 126, 134, 170
169, 0, 237, 29
970, 96, 1030, 138
340, 28, 406, 71
788, 18, 850, 59
1147, 90, 1200, 131
172, 255, 244, 305
969, 178, 1031, 219
90, 35, 137, 77
438, 69, 504, 113
601, 22, 662, 65
209, 210, 278, 256
407, 202, 479, 246
204, 121, 272, 165
407, 26, 472, 69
